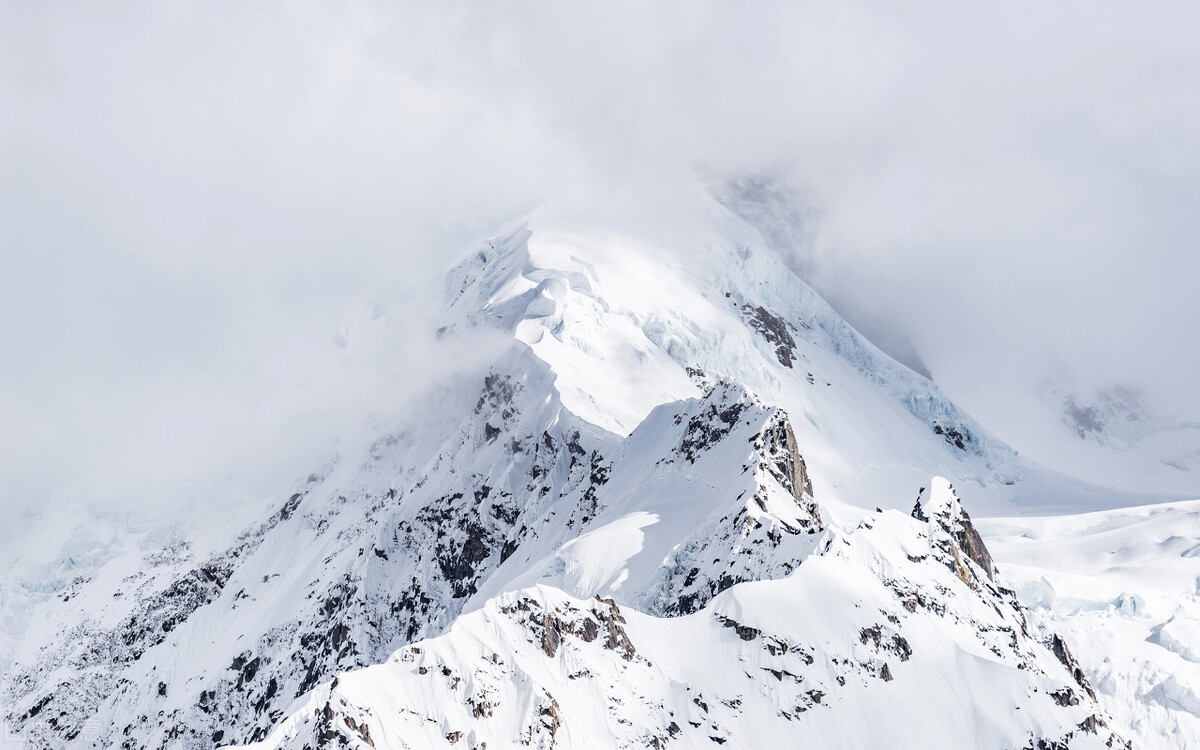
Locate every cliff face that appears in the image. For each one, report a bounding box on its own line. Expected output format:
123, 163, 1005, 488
913, 477, 995, 584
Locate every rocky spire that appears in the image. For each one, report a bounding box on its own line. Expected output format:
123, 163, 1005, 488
912, 477, 995, 584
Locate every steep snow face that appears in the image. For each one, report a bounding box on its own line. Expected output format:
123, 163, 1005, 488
980, 499, 1200, 750
443, 199, 1023, 513
476, 381, 825, 618
233, 484, 1124, 750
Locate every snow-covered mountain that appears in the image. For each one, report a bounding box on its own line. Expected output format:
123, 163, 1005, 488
709, 169, 1200, 501
235, 479, 1125, 750
1040, 382, 1200, 483
1, 190, 1188, 748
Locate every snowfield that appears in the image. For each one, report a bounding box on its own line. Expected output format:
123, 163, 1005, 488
981, 500, 1200, 749
1, 190, 1192, 748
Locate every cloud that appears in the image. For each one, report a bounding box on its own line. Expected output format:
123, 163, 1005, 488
0, 1, 561, 533
781, 2, 1200, 460
2, 0, 1198, 529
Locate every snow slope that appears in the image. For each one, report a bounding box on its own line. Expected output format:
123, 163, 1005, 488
981, 499, 1200, 749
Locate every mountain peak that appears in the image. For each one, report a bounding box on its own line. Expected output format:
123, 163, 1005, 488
439, 197, 1019, 510
913, 477, 995, 583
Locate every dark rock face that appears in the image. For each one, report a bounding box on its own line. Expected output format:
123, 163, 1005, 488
658, 386, 825, 618
419, 494, 496, 600
742, 304, 798, 368
663, 403, 823, 617
859, 625, 912, 662
910, 488, 929, 522
951, 509, 994, 583
1050, 634, 1098, 702
757, 416, 819, 529
932, 423, 969, 450
309, 698, 377, 748
766, 418, 813, 501
504, 595, 637, 663
912, 482, 994, 583
718, 615, 761, 642
679, 388, 749, 464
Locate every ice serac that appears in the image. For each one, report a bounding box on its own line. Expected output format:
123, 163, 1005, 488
979, 500, 1200, 750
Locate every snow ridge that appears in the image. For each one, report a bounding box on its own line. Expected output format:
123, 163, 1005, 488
235, 481, 1127, 750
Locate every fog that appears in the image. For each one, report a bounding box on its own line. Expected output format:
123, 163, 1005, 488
3, 0, 1198, 534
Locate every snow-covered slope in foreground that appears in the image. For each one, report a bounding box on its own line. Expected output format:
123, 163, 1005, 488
981, 500, 1200, 750
238, 480, 1123, 750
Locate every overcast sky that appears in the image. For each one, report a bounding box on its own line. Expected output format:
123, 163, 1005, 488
3, 0, 1198, 527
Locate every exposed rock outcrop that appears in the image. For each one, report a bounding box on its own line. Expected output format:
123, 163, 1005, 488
911, 477, 994, 583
